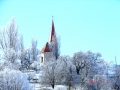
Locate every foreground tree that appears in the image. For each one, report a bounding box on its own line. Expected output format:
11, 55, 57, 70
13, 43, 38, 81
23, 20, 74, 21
0, 69, 34, 90
40, 55, 80, 89
0, 61, 34, 90
40, 57, 61, 89
58, 56, 80, 90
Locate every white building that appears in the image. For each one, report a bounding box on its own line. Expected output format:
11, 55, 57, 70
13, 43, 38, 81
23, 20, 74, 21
40, 19, 57, 65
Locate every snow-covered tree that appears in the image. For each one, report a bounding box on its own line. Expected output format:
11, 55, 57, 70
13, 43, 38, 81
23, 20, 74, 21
58, 55, 80, 90
72, 51, 85, 75
51, 34, 60, 59
40, 55, 80, 89
93, 74, 109, 90
40, 57, 64, 89
31, 60, 40, 72
22, 38, 39, 70
0, 17, 23, 64
72, 51, 103, 89
0, 61, 34, 90
111, 64, 120, 90
30, 38, 38, 62
22, 49, 31, 70
73, 51, 102, 75
19, 35, 25, 69
0, 69, 34, 90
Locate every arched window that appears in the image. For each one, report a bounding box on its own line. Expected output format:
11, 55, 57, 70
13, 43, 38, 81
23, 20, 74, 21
41, 57, 43, 63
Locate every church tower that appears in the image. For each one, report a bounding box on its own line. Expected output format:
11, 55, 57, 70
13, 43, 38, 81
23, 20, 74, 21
40, 18, 57, 65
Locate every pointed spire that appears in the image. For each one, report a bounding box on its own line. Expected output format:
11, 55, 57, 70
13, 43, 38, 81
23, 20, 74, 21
49, 16, 56, 43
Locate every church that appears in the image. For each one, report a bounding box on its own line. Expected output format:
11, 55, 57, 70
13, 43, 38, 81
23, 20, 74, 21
40, 19, 59, 65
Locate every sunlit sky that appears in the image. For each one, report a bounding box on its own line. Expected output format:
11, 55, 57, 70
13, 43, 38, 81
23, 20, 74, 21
0, 0, 120, 64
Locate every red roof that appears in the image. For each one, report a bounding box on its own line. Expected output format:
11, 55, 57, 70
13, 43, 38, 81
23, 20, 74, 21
41, 42, 50, 53
49, 20, 55, 43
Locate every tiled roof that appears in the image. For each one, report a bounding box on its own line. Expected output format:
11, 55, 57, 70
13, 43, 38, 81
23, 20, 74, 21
41, 42, 50, 53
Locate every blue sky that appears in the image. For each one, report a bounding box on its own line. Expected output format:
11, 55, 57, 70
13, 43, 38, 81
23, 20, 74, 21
0, 0, 120, 64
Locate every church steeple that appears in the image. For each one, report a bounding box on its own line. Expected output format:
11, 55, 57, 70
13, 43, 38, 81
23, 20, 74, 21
40, 17, 59, 66
49, 17, 56, 43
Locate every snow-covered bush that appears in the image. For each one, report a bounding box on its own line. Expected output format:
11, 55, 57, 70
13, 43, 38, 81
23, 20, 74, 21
0, 59, 20, 70
0, 68, 34, 90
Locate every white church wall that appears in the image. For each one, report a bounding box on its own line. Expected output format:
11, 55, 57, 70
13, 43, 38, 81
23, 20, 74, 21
44, 52, 52, 62
40, 52, 56, 66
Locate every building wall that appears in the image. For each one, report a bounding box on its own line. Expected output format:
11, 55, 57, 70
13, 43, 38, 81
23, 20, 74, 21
40, 52, 56, 66
40, 53, 44, 64
44, 52, 52, 62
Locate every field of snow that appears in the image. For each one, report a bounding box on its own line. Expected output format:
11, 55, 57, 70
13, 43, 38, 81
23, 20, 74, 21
32, 83, 67, 90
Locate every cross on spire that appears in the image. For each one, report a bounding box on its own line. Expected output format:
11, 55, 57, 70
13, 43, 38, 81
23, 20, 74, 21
52, 16, 54, 20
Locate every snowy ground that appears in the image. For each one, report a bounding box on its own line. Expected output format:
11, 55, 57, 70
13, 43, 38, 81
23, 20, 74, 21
22, 70, 66, 90
31, 83, 67, 90
22, 70, 72, 90
32, 83, 83, 90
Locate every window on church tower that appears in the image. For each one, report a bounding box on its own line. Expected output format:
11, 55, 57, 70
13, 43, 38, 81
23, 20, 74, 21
41, 57, 43, 63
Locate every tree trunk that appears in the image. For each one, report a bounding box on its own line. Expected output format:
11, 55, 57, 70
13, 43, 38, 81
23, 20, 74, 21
76, 68, 79, 75
68, 85, 71, 90
52, 84, 54, 89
